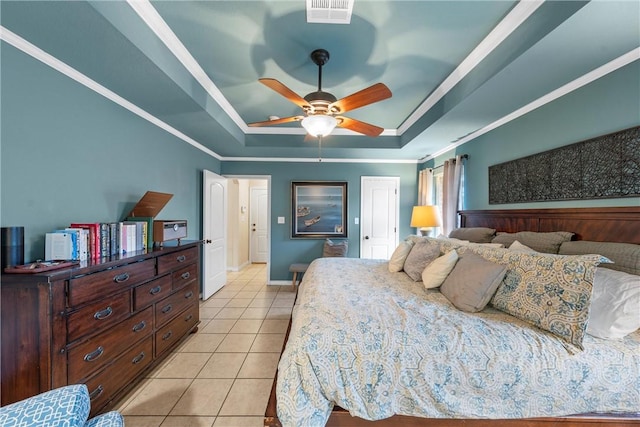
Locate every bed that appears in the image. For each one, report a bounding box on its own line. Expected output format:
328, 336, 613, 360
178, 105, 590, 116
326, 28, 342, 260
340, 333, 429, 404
265, 207, 640, 427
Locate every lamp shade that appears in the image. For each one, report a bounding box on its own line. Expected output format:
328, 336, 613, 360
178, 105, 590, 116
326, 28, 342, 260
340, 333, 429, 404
301, 115, 338, 137
410, 205, 442, 228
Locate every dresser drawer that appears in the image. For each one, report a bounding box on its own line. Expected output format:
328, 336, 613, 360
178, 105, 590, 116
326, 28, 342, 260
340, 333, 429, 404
68, 259, 156, 307
155, 281, 198, 328
67, 307, 153, 383
172, 263, 198, 290
155, 304, 199, 356
85, 335, 153, 416
134, 273, 172, 310
158, 246, 198, 275
67, 291, 131, 343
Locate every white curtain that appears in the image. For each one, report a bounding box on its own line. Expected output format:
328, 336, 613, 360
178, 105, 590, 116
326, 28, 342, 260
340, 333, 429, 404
418, 168, 433, 206
442, 155, 464, 236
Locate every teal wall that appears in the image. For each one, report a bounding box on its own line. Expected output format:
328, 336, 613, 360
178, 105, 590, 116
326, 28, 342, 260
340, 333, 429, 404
221, 161, 419, 281
1, 44, 221, 262
3, 37, 637, 283
426, 60, 640, 210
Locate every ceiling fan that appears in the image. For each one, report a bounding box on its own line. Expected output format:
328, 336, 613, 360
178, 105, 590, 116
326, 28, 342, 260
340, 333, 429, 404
248, 49, 392, 137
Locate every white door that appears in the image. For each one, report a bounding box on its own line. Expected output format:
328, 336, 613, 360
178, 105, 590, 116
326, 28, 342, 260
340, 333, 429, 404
250, 186, 269, 263
203, 170, 227, 300
360, 176, 399, 259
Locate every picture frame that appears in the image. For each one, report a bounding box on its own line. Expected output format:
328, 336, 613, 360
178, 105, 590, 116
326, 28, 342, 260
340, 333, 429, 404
291, 181, 347, 239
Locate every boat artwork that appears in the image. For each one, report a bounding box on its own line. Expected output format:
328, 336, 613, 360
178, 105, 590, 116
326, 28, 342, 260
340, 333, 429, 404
305, 216, 321, 227
297, 206, 311, 217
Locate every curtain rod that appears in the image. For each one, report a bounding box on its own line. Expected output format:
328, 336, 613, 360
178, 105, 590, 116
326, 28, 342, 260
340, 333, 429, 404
429, 154, 468, 171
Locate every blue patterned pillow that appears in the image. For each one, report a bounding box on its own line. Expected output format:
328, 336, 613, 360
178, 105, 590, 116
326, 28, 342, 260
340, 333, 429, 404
457, 245, 610, 350
0, 384, 90, 427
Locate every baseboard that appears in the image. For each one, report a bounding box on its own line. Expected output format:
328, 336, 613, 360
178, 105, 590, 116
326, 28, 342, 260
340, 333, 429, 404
268, 280, 291, 286
227, 260, 250, 272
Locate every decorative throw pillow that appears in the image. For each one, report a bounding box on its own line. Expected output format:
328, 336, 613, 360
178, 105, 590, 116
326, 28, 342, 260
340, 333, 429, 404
508, 240, 537, 253
388, 240, 414, 272
587, 268, 640, 340
457, 245, 608, 350
491, 231, 574, 254
449, 227, 496, 243
422, 249, 459, 289
323, 239, 348, 257
403, 240, 441, 281
440, 252, 507, 312
559, 241, 640, 276
406, 236, 464, 254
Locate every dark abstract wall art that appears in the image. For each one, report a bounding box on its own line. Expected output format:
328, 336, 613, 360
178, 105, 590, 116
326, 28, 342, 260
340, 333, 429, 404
489, 126, 640, 204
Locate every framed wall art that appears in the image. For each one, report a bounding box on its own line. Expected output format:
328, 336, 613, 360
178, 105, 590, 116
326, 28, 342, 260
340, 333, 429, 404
291, 181, 347, 238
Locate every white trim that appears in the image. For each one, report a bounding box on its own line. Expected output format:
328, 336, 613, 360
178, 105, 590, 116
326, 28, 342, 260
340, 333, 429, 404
267, 280, 291, 286
222, 156, 418, 164
398, 1, 544, 134
246, 127, 398, 137
0, 25, 223, 161
423, 48, 640, 162
127, 0, 246, 130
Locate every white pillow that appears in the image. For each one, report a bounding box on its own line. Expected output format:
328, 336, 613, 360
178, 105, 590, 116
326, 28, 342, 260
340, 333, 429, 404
587, 268, 640, 340
422, 249, 459, 289
388, 240, 414, 272
509, 240, 537, 253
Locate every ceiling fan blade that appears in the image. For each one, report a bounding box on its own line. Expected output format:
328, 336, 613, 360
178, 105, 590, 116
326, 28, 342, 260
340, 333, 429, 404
248, 116, 303, 127
259, 78, 310, 109
336, 116, 385, 137
329, 83, 392, 114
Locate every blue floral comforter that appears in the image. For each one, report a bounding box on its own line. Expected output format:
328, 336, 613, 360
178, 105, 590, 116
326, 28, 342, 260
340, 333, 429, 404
276, 258, 640, 427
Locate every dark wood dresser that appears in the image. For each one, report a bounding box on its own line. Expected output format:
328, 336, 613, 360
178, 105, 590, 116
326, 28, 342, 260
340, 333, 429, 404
1, 240, 201, 415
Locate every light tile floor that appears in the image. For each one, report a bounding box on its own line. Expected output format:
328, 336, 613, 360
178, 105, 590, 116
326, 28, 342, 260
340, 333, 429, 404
115, 264, 293, 427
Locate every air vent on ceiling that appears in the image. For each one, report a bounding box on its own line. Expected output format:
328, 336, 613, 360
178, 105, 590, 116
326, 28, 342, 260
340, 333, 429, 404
306, 0, 354, 24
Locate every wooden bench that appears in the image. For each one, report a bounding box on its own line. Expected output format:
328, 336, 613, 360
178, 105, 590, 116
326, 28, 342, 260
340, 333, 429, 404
289, 263, 309, 291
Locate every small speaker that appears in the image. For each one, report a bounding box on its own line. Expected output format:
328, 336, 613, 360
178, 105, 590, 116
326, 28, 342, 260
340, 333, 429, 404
2, 226, 24, 270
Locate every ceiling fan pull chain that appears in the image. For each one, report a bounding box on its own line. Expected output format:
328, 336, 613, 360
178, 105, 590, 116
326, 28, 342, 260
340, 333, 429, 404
318, 136, 323, 162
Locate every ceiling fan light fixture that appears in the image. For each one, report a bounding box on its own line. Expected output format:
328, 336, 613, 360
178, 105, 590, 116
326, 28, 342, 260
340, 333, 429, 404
301, 115, 338, 137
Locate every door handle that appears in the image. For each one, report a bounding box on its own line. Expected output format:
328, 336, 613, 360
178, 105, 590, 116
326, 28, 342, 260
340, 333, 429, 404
364, 236, 369, 240
252, 229, 256, 232
205, 239, 212, 244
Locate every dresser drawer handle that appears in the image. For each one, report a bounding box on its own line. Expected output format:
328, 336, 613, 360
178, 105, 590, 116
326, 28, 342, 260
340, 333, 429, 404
176, 255, 187, 263
184, 314, 193, 322
132, 320, 146, 333
94, 306, 113, 320
161, 304, 173, 314
181, 272, 190, 280
89, 385, 104, 400
184, 291, 194, 299
114, 273, 130, 283
84, 346, 104, 362
132, 352, 146, 365
162, 330, 173, 341
149, 286, 162, 295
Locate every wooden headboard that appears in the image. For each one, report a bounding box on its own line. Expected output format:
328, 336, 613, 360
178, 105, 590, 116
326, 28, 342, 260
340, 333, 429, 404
459, 207, 640, 244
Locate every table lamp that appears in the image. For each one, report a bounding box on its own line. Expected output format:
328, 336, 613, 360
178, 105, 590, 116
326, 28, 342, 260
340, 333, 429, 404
410, 205, 442, 236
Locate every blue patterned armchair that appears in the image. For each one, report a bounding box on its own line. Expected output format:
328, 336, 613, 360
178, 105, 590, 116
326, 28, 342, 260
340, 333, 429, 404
0, 384, 123, 427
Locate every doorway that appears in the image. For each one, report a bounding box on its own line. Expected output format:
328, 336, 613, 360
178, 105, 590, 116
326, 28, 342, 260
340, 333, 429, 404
360, 176, 399, 259
225, 175, 271, 277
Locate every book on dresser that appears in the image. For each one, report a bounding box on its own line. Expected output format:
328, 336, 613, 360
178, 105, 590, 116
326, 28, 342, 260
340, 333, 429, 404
70, 223, 101, 259
45, 231, 76, 260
